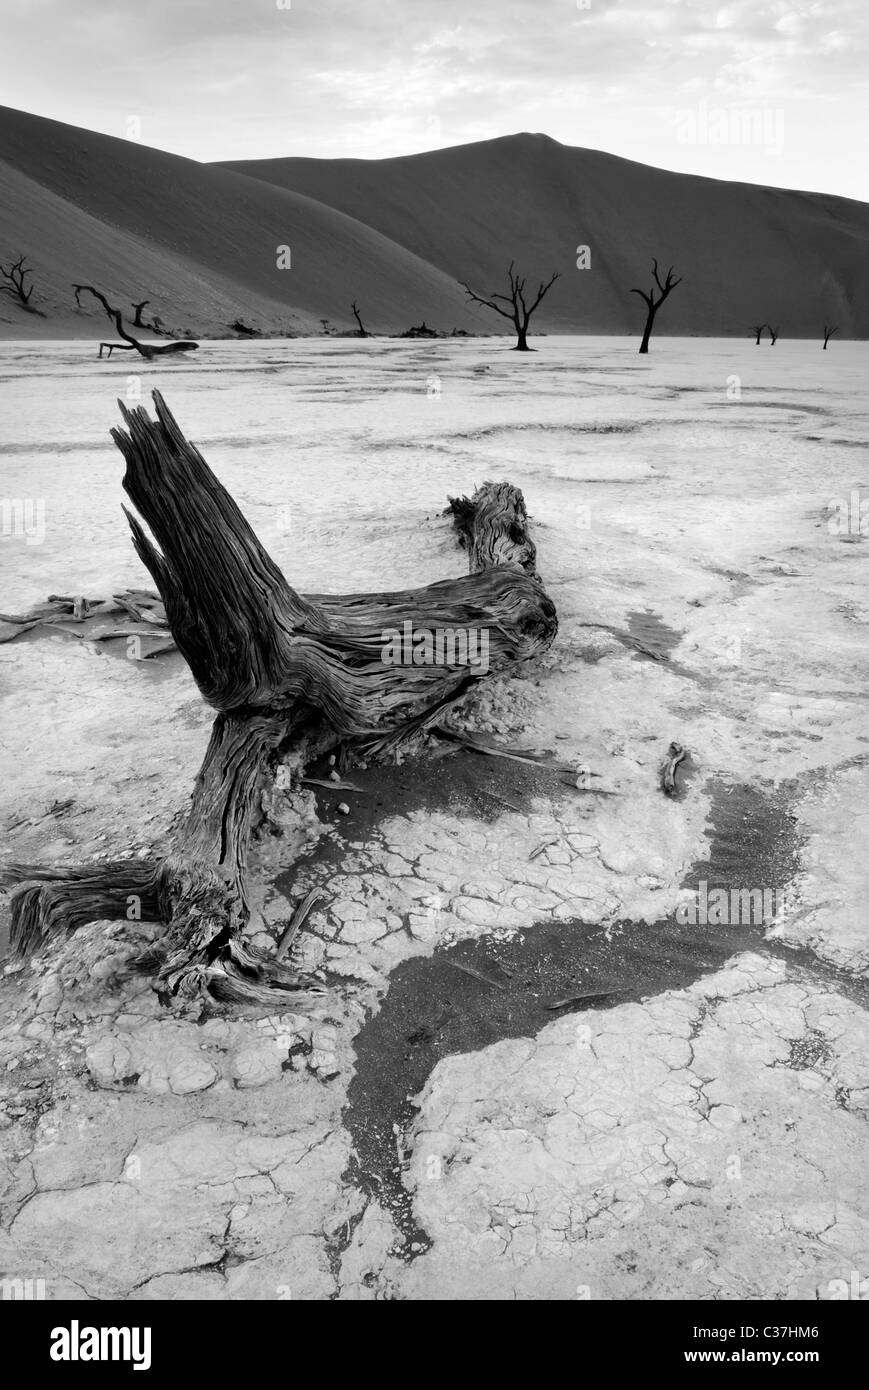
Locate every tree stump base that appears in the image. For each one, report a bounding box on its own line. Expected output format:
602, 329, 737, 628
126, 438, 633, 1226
3, 392, 558, 1007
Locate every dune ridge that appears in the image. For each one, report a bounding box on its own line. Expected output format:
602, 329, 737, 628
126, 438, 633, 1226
2, 104, 866, 340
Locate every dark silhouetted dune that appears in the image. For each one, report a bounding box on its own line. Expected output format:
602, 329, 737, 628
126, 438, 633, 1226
224, 133, 869, 337
1, 105, 866, 340
0, 105, 486, 339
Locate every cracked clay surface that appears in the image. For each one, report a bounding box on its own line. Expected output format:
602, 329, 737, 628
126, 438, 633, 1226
2, 339, 868, 1299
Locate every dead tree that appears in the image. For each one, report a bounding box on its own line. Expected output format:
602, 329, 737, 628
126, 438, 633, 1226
351, 301, 368, 337
0, 254, 34, 306
130, 300, 166, 333
461, 262, 559, 351
4, 392, 557, 1007
751, 323, 767, 345
631, 259, 682, 354
823, 324, 838, 350
73, 285, 198, 359
131, 299, 170, 335
768, 325, 779, 345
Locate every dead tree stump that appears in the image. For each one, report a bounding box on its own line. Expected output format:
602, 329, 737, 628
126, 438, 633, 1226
4, 392, 557, 1006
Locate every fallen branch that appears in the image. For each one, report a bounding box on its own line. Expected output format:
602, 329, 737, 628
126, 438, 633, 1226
73, 286, 198, 360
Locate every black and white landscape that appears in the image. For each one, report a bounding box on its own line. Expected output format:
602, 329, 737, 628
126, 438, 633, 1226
0, 0, 867, 1318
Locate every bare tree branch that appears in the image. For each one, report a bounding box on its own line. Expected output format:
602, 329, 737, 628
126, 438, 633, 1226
527, 272, 560, 315
460, 284, 517, 322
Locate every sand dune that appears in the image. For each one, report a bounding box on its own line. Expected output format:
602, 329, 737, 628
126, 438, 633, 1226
0, 105, 486, 340
2, 105, 866, 341
225, 133, 869, 337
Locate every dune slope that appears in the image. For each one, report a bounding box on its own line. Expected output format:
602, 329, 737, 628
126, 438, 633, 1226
2, 104, 866, 340
0, 105, 485, 339
224, 133, 869, 337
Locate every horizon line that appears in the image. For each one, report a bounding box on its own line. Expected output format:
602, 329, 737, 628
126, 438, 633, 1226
3, 101, 867, 211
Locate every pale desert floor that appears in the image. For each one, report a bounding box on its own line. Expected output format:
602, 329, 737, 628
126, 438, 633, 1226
0, 335, 867, 1300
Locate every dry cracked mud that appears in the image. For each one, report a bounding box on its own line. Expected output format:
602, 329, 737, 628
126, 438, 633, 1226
2, 744, 867, 1300
2, 339, 868, 1300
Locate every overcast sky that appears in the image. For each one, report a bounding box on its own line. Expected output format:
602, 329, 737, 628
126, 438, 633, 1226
4, 0, 867, 200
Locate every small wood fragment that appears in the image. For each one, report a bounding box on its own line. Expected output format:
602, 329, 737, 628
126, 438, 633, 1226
660, 741, 687, 796
301, 777, 364, 792
448, 960, 506, 990
276, 887, 328, 960
546, 988, 629, 1010
435, 726, 575, 772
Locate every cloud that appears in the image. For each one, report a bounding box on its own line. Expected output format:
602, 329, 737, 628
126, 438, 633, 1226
2, 0, 866, 199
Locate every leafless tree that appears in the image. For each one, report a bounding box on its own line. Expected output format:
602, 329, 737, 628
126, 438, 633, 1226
631, 259, 682, 354
751, 323, 767, 345
351, 301, 368, 337
0, 254, 34, 306
461, 261, 560, 351
73, 285, 198, 359
823, 324, 838, 350
768, 325, 779, 345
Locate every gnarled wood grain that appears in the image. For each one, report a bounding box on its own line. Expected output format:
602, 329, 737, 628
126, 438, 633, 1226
5, 392, 558, 1007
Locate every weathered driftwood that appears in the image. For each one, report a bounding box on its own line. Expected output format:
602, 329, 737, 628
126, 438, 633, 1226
4, 392, 557, 1006
660, 741, 686, 796
0, 590, 175, 657
446, 484, 539, 578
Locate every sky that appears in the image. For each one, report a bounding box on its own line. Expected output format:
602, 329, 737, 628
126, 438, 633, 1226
3, 0, 868, 201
